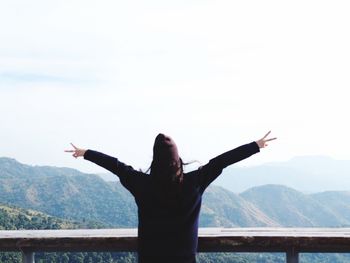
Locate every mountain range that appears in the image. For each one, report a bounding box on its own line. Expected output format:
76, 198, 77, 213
214, 155, 350, 193
2, 156, 350, 228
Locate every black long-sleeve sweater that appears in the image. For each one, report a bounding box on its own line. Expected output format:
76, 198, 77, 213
84, 141, 260, 263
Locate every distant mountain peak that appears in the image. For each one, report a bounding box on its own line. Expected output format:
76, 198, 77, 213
0, 156, 92, 178
289, 155, 335, 162
241, 184, 298, 195
0, 157, 20, 164
262, 155, 335, 167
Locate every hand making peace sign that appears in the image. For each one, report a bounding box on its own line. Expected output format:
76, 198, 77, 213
64, 143, 86, 158
255, 131, 277, 149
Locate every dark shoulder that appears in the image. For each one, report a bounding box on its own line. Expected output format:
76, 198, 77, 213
183, 170, 200, 184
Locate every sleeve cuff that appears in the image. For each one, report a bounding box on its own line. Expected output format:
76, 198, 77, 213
83, 149, 92, 160
251, 141, 260, 153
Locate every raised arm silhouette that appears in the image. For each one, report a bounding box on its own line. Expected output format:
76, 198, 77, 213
65, 131, 276, 263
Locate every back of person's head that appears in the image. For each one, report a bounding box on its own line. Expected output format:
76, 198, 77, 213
151, 133, 183, 184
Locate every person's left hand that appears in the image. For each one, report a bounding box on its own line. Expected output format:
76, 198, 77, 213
255, 131, 277, 149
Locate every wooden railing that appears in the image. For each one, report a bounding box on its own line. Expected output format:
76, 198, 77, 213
2, 228, 350, 263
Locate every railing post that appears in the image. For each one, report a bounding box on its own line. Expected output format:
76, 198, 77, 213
21, 251, 34, 263
286, 247, 299, 263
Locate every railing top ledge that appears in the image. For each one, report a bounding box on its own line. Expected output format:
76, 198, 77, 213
2, 227, 350, 253
2, 227, 350, 238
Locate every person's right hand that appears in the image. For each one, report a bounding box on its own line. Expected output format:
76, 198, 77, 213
65, 143, 87, 158
255, 131, 277, 149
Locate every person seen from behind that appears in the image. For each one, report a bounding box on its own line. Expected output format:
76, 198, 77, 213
65, 131, 277, 263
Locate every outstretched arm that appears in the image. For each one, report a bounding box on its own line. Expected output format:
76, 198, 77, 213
198, 131, 277, 192
65, 144, 142, 194
65, 143, 130, 175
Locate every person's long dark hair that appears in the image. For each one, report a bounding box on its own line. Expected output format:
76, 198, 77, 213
149, 158, 184, 184
145, 159, 198, 181
141, 159, 186, 204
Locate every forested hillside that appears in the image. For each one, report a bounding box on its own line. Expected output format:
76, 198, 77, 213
0, 204, 135, 262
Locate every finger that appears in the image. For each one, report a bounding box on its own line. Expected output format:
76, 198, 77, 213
70, 143, 77, 149
65, 150, 75, 153
263, 131, 271, 139
265, 137, 277, 142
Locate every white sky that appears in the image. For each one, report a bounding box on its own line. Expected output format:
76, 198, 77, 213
0, 0, 349, 173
